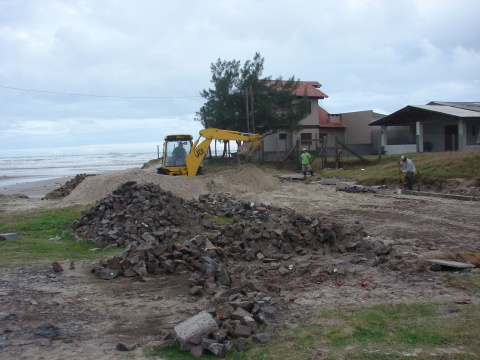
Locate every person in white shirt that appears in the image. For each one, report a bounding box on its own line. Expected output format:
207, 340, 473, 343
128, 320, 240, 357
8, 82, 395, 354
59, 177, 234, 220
398, 155, 416, 190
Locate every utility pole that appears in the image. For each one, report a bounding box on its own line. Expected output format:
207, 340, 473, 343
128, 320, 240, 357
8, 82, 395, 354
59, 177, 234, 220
250, 85, 255, 133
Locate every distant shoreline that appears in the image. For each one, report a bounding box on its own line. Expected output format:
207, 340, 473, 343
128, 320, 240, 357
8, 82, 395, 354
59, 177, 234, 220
0, 176, 74, 198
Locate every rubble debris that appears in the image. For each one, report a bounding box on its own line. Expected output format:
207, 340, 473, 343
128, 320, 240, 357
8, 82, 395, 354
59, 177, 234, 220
171, 295, 279, 357
336, 182, 384, 193
70, 181, 400, 354
45, 174, 96, 198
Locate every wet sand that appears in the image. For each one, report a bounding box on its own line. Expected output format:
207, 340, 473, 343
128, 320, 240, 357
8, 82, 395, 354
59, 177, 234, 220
0, 177, 73, 198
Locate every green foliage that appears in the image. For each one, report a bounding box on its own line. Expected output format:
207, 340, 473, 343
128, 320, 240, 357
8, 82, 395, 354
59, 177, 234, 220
0, 206, 120, 267
196, 52, 309, 134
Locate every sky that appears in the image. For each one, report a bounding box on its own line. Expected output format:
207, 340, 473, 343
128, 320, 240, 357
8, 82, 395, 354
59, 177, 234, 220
1, 0, 479, 157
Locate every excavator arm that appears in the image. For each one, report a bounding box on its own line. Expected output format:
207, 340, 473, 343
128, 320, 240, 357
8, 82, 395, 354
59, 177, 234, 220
184, 128, 262, 177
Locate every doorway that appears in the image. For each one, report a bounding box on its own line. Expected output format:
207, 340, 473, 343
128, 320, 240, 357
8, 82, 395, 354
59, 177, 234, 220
444, 125, 458, 151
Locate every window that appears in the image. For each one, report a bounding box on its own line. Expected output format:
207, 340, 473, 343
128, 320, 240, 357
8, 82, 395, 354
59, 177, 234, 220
301, 132, 312, 146
279, 133, 287, 140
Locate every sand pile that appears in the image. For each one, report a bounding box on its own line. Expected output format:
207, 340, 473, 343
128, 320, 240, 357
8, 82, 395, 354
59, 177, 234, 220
58, 164, 282, 206
205, 164, 281, 195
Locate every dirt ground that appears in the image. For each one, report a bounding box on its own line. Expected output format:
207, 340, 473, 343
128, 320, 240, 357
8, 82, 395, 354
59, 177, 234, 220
1, 165, 479, 359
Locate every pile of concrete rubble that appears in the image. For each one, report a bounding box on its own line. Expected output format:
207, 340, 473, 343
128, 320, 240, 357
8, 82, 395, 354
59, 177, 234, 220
45, 173, 96, 198
71, 181, 393, 357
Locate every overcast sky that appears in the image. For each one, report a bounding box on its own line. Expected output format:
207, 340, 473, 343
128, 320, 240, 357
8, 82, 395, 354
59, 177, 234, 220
1, 0, 479, 157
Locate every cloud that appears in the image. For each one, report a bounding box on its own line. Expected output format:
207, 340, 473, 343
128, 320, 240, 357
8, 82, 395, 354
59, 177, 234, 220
0, 0, 479, 156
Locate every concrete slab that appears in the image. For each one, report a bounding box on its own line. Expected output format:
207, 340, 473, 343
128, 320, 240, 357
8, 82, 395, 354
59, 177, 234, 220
319, 178, 341, 185
277, 174, 313, 180
403, 190, 478, 202
426, 259, 475, 269
0, 233, 18, 241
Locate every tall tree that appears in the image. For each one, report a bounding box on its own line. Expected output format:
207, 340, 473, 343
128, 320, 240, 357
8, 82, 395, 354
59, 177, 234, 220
195, 53, 309, 135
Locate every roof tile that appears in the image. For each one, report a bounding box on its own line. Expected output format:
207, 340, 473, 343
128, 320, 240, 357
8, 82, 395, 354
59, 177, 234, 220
265, 80, 328, 98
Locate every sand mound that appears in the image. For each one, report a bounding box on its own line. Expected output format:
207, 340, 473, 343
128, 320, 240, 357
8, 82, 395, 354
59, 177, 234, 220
204, 163, 281, 195
58, 164, 282, 206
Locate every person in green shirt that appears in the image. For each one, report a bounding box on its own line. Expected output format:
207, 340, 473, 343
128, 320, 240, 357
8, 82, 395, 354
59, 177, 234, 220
300, 148, 314, 179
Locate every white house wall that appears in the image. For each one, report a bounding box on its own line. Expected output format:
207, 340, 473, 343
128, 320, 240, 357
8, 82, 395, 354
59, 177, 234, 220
341, 110, 377, 144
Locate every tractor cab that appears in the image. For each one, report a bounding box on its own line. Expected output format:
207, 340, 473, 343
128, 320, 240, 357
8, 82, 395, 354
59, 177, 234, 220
156, 134, 193, 175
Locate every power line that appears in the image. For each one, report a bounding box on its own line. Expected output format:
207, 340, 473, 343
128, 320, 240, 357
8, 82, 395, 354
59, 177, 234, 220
0, 85, 202, 99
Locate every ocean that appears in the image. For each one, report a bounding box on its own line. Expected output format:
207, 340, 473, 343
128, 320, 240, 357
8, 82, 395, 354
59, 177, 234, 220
0, 152, 158, 187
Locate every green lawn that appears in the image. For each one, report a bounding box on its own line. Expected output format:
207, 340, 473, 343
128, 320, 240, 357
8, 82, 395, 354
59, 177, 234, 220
0, 205, 120, 267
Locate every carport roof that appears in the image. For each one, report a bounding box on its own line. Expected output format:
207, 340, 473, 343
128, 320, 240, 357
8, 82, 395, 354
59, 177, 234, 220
369, 104, 480, 126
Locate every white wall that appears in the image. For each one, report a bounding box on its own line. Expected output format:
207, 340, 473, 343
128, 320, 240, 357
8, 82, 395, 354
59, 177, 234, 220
385, 144, 416, 155
340, 110, 376, 144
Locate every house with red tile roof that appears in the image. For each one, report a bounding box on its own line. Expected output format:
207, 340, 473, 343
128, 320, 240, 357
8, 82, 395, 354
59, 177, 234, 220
261, 81, 329, 159
261, 81, 387, 160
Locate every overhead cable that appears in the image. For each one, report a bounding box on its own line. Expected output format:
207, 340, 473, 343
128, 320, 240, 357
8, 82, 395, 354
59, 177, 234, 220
0, 85, 201, 99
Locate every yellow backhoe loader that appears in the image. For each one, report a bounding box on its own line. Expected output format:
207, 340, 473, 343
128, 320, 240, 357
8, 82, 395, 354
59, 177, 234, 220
156, 128, 262, 177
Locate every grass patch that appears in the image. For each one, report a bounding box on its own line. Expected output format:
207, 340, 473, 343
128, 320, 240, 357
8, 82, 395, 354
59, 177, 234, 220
155, 302, 480, 360
0, 206, 121, 267
316, 151, 480, 182
211, 216, 235, 226
443, 271, 480, 294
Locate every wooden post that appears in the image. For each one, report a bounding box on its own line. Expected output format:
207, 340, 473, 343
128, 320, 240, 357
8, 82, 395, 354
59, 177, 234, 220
296, 139, 300, 171
245, 89, 250, 133
322, 136, 327, 169
335, 137, 339, 169
250, 85, 255, 133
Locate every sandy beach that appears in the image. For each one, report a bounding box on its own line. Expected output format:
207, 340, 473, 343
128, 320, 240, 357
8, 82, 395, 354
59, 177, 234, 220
0, 176, 73, 198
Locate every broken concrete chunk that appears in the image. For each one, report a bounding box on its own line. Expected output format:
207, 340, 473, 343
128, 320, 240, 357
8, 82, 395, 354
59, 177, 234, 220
0, 233, 18, 241
174, 311, 219, 350
189, 286, 203, 296
215, 303, 235, 320
98, 268, 119, 280
278, 266, 290, 276
234, 337, 247, 352
233, 323, 252, 337
208, 342, 227, 358
427, 259, 475, 270
230, 307, 252, 320
52, 262, 63, 273
252, 331, 272, 344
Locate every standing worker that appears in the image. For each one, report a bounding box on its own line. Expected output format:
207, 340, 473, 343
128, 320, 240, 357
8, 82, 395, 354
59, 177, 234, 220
301, 148, 314, 179
398, 155, 416, 190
